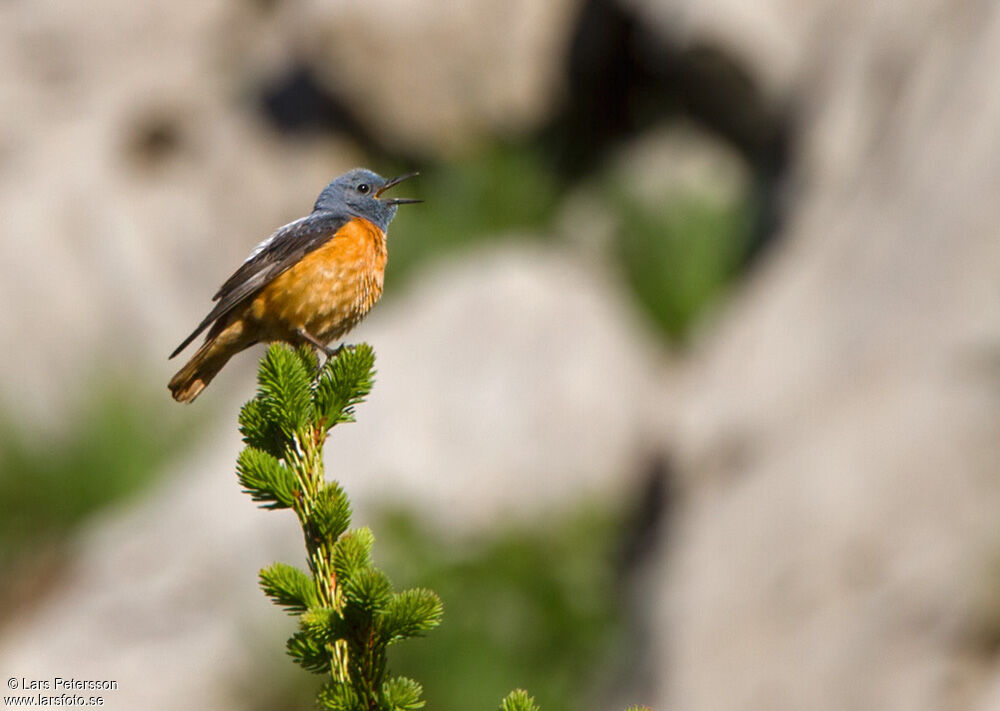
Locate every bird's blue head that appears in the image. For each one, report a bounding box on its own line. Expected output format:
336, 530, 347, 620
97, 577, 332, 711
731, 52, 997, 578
313, 168, 421, 232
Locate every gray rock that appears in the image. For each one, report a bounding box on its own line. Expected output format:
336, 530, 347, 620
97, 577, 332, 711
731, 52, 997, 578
293, 0, 582, 153
633, 1, 1000, 710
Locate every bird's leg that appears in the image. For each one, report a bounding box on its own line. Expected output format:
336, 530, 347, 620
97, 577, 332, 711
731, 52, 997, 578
295, 327, 338, 358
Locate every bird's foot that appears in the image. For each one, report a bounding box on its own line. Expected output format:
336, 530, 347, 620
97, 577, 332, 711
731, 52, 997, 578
294, 328, 341, 362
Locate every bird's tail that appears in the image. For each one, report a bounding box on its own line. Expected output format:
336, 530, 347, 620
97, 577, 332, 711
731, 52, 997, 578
169, 328, 243, 403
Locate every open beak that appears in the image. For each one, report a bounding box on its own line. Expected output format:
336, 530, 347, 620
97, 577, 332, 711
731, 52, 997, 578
376, 171, 422, 205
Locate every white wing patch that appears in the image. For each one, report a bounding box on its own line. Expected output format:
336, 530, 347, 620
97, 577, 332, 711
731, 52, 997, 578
243, 215, 313, 263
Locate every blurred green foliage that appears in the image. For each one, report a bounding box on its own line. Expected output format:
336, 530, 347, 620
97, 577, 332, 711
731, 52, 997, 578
0, 382, 199, 605
385, 144, 560, 287
244, 502, 633, 711
614, 190, 751, 342
376, 506, 626, 711
385, 137, 753, 344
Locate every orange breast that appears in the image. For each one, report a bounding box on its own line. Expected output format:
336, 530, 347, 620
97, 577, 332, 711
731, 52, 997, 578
249, 217, 388, 343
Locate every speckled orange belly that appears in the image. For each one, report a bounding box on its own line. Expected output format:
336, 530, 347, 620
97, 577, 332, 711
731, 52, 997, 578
249, 217, 387, 344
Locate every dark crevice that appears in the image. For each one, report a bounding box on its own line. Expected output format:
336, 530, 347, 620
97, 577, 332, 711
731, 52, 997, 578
549, 0, 793, 265
617, 454, 672, 578
596, 453, 674, 708
258, 63, 393, 161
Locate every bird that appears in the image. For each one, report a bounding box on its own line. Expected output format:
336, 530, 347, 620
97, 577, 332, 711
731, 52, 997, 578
168, 168, 420, 403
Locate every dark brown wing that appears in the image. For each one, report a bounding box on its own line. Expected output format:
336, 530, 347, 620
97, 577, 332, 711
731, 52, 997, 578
169, 211, 350, 359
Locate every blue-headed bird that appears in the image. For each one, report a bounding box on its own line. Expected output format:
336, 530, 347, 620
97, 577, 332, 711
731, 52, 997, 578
168, 168, 419, 403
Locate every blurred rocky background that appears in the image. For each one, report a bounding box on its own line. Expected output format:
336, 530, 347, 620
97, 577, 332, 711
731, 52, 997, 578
2, 0, 1000, 709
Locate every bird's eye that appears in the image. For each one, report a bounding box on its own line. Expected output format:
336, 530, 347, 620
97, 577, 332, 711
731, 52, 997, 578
357, 183, 370, 194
